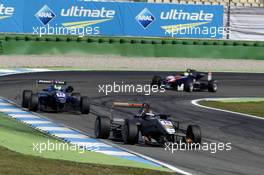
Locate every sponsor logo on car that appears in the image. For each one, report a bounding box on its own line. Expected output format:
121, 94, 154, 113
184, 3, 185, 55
135, 8, 155, 29
0, 3, 14, 20
35, 5, 56, 26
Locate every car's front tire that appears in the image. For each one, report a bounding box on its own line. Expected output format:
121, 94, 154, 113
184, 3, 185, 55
186, 125, 201, 144
208, 80, 217, 92
22, 90, 32, 108
122, 119, 138, 145
95, 116, 111, 139
80, 96, 90, 114
29, 94, 39, 112
184, 80, 194, 92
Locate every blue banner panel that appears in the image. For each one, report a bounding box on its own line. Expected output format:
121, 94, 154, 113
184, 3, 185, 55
0, 0, 24, 32
0, 0, 224, 38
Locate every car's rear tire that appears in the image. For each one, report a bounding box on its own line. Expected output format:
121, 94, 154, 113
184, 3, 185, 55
208, 80, 217, 92
184, 80, 194, 92
123, 119, 138, 145
22, 90, 32, 108
95, 116, 111, 139
80, 96, 90, 114
29, 94, 39, 112
151, 76, 162, 87
186, 125, 201, 144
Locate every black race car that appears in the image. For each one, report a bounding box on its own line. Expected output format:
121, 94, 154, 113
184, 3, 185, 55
22, 80, 90, 114
94, 102, 201, 146
151, 69, 217, 92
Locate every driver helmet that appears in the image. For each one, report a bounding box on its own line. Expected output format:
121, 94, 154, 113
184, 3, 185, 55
53, 85, 62, 90
142, 104, 155, 116
145, 110, 154, 116
183, 72, 189, 76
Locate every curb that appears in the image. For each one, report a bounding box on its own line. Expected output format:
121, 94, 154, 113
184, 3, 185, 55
191, 98, 264, 121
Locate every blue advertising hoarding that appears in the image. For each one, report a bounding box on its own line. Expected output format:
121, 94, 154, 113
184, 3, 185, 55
0, 0, 224, 38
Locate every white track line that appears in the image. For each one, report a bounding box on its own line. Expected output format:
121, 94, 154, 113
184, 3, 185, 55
52, 133, 89, 139
0, 108, 23, 112
71, 142, 112, 148
10, 114, 40, 119
36, 127, 73, 131
0, 69, 19, 73
191, 98, 264, 121
23, 120, 52, 124
0, 102, 13, 106
95, 151, 135, 156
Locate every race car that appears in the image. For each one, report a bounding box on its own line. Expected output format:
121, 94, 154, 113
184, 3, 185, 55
151, 69, 217, 92
94, 102, 201, 146
21, 80, 90, 114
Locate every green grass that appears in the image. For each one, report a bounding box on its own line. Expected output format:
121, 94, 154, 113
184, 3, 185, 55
200, 101, 264, 117
0, 146, 173, 175
1, 34, 264, 59
0, 114, 173, 174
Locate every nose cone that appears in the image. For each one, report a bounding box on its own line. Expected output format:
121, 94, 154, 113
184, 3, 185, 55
58, 97, 66, 104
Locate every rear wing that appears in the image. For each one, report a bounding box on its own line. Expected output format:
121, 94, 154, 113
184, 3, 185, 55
36, 80, 67, 85
112, 102, 145, 108
196, 72, 213, 81
188, 69, 213, 81
110, 102, 149, 120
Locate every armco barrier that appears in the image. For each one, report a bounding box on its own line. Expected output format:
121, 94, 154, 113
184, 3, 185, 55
0, 34, 264, 59
0, 0, 223, 39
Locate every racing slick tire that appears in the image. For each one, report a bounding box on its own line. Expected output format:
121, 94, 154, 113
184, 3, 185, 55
151, 76, 162, 87
184, 80, 194, 92
208, 80, 217, 93
95, 116, 111, 139
186, 125, 201, 144
80, 96, 90, 114
22, 90, 32, 108
29, 94, 39, 112
122, 119, 138, 145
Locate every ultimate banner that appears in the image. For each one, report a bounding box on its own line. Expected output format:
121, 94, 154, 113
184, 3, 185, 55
0, 0, 224, 38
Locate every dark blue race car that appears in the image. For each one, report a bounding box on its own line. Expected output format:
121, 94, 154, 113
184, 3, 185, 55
151, 69, 217, 92
22, 80, 90, 114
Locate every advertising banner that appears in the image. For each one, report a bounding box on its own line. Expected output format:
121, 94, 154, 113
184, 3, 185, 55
229, 7, 264, 41
0, 0, 224, 38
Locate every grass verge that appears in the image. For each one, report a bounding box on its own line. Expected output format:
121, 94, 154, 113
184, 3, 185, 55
0, 146, 173, 175
1, 34, 264, 59
0, 113, 173, 174
200, 101, 264, 117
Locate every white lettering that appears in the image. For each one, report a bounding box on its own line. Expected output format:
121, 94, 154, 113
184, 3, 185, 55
0, 4, 15, 16
61, 6, 115, 18
160, 10, 213, 21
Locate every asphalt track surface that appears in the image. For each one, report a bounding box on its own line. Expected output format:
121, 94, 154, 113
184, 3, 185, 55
0, 71, 264, 175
